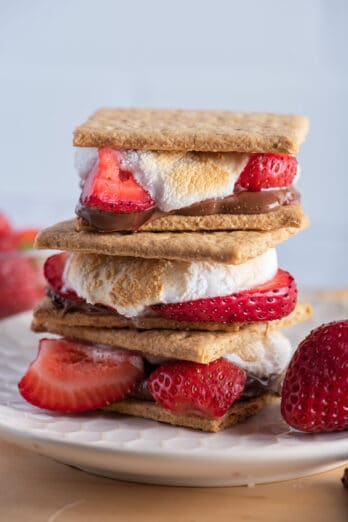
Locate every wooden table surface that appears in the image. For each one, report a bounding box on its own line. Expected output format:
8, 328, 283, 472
0, 440, 347, 522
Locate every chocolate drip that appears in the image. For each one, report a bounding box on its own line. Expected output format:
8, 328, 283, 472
76, 187, 300, 232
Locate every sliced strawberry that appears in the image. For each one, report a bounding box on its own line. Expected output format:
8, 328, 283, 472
18, 338, 145, 412
44, 252, 78, 300
236, 153, 297, 191
15, 228, 39, 250
0, 212, 12, 238
148, 358, 246, 417
152, 269, 297, 323
80, 147, 156, 213
281, 320, 348, 433
0, 253, 45, 318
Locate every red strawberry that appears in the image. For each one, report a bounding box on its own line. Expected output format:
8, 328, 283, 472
18, 338, 144, 412
0, 212, 16, 252
15, 228, 39, 250
0, 234, 16, 252
236, 153, 297, 191
44, 252, 79, 300
148, 358, 246, 417
152, 269, 297, 324
0, 253, 45, 318
0, 212, 12, 238
281, 321, 348, 433
80, 147, 156, 213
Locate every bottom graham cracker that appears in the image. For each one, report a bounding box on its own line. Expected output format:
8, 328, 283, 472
104, 394, 276, 433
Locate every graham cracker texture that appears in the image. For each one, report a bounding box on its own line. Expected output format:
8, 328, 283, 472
103, 394, 276, 432
73, 108, 309, 154
76, 204, 306, 233
34, 217, 309, 264
34, 297, 311, 334
31, 302, 312, 363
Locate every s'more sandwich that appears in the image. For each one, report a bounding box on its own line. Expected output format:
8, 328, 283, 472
18, 108, 312, 432
73, 108, 309, 233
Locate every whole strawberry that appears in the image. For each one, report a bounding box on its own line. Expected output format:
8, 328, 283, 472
281, 320, 348, 433
148, 358, 246, 417
0, 253, 45, 319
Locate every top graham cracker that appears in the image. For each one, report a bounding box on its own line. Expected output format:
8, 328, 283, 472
73, 108, 309, 153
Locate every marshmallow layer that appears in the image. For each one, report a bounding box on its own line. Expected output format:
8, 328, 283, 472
75, 147, 249, 211
64, 248, 278, 318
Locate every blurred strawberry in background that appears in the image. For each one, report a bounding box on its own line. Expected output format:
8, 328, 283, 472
0, 211, 45, 319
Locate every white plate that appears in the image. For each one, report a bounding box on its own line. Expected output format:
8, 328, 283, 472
0, 303, 347, 487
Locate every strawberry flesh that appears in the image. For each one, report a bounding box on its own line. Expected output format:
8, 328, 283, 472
18, 338, 145, 413
148, 358, 246, 417
80, 147, 156, 213
44, 252, 79, 300
281, 320, 348, 433
152, 269, 297, 323
236, 153, 297, 191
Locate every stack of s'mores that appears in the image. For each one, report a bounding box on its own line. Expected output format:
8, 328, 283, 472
19, 108, 312, 432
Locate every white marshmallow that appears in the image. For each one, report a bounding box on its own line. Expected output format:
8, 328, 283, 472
119, 150, 249, 212
65, 248, 278, 318
74, 147, 98, 183
224, 331, 292, 378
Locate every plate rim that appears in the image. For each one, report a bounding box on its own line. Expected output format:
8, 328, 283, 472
0, 404, 347, 464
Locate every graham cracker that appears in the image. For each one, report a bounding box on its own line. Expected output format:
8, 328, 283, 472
31, 302, 312, 363
73, 108, 309, 154
34, 297, 311, 334
34, 217, 309, 264
103, 394, 276, 432
76, 204, 305, 233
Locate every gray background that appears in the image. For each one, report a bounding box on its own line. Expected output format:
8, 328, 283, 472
0, 0, 347, 288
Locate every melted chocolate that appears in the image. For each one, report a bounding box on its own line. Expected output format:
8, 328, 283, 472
46, 288, 111, 316
76, 187, 300, 232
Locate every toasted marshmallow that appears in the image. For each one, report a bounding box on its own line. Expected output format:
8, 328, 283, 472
224, 331, 292, 378
120, 150, 249, 211
75, 147, 249, 211
65, 248, 278, 318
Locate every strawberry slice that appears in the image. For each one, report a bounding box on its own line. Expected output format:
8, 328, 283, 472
80, 147, 156, 213
148, 358, 246, 417
18, 338, 145, 412
152, 269, 297, 323
44, 252, 79, 300
236, 153, 297, 191
0, 253, 45, 318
